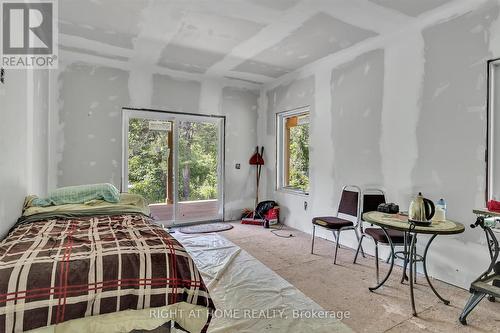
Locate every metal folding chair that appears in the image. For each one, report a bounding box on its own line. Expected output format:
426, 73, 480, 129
311, 185, 364, 264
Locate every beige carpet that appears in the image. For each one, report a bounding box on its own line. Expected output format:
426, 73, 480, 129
221, 222, 499, 333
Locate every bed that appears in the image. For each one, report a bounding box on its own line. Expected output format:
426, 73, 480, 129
0, 193, 214, 333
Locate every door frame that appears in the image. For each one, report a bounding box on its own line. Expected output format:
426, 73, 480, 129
121, 107, 226, 224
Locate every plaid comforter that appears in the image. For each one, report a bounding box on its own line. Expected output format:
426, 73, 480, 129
0, 214, 214, 332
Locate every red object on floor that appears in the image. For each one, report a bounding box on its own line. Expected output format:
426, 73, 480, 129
241, 207, 280, 226
265, 207, 279, 220
241, 218, 266, 226
487, 200, 500, 212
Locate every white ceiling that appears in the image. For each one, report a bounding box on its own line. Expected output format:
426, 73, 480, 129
59, 0, 454, 84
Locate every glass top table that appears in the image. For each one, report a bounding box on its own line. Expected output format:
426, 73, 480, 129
362, 211, 465, 316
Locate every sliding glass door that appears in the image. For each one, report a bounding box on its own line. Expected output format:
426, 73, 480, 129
122, 109, 224, 225
126, 115, 175, 221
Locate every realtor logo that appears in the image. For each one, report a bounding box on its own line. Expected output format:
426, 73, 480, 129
1, 0, 58, 68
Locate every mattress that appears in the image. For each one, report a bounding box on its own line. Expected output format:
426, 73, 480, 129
0, 212, 214, 333
18, 193, 151, 224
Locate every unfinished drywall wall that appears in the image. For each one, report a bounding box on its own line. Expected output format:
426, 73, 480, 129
151, 74, 201, 112
413, 1, 500, 287
260, 76, 315, 229
0, 70, 50, 238
31, 70, 50, 196
57, 63, 129, 189
0, 71, 29, 238
258, 0, 500, 289
52, 59, 259, 221
331, 49, 384, 187
222, 87, 259, 217
379, 31, 424, 223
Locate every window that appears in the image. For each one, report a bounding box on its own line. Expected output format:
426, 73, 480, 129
488, 58, 500, 200
277, 107, 310, 194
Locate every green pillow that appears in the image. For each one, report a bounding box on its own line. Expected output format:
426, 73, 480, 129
32, 183, 120, 207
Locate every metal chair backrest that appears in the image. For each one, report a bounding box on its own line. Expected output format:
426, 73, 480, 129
363, 191, 386, 214
361, 188, 386, 232
337, 185, 361, 226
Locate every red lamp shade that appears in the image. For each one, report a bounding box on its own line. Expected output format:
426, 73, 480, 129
249, 152, 264, 165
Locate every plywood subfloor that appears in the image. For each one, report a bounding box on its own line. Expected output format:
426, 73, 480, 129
220, 222, 499, 333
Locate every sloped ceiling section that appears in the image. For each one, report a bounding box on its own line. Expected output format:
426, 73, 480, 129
368, 0, 452, 17
59, 0, 148, 49
58, 0, 457, 84
233, 12, 378, 78
248, 0, 300, 11
156, 13, 265, 74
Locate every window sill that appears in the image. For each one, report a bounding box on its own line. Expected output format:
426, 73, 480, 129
277, 187, 309, 197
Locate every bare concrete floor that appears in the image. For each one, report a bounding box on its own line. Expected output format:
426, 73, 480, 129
220, 222, 499, 333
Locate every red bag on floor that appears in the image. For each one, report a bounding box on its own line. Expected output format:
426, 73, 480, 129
487, 200, 500, 212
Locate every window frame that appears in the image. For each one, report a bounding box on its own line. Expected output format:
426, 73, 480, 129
276, 106, 310, 195
487, 58, 500, 201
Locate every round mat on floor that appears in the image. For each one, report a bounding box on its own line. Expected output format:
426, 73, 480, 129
179, 223, 233, 234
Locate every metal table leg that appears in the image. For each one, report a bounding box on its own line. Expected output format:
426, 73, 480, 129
368, 226, 448, 316
413, 235, 418, 284
375, 241, 380, 284
423, 234, 450, 305
369, 227, 395, 291
409, 232, 417, 316
401, 231, 409, 283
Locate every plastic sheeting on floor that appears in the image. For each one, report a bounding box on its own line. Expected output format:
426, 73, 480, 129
173, 232, 353, 333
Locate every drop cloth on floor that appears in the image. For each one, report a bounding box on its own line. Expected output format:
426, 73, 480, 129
173, 232, 353, 333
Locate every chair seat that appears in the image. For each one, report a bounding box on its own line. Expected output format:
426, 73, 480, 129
312, 216, 354, 229
365, 228, 408, 244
